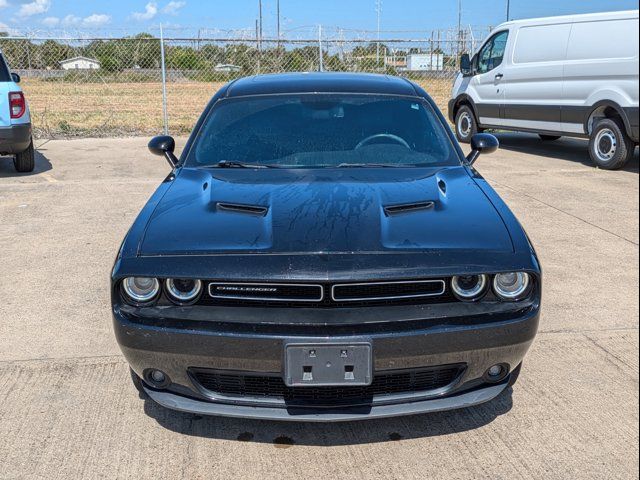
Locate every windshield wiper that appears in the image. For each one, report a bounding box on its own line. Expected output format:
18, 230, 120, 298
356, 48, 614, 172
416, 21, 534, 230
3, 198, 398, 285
336, 163, 409, 168
215, 160, 279, 169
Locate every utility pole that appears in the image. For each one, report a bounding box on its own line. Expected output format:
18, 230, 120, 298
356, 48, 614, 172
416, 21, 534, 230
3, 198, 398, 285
375, 0, 382, 66
277, 0, 281, 44
506, 0, 511, 21
457, 0, 462, 56
318, 25, 324, 72
258, 0, 263, 49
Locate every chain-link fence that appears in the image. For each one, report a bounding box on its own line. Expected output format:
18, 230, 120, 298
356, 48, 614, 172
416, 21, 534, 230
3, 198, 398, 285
0, 28, 486, 139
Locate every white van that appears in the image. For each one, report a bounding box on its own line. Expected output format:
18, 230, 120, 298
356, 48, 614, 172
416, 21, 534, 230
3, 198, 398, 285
448, 10, 639, 170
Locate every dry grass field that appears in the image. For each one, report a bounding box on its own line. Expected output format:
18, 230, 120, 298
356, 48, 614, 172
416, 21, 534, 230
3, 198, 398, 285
22, 77, 454, 138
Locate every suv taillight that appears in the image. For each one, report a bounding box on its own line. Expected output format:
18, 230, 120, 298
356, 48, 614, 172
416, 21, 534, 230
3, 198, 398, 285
9, 92, 26, 119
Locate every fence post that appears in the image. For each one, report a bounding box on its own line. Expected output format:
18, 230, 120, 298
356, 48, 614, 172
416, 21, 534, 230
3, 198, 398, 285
318, 25, 324, 72
160, 25, 169, 135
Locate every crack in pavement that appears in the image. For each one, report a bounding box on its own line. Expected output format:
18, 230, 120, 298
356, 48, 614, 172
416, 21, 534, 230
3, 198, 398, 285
488, 178, 639, 246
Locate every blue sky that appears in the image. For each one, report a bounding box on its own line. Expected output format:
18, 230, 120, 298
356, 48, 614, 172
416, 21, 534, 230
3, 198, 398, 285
1, 0, 637, 35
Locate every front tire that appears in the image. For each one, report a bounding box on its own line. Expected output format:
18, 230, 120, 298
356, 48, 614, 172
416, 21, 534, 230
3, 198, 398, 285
13, 138, 35, 173
455, 105, 479, 144
589, 118, 634, 170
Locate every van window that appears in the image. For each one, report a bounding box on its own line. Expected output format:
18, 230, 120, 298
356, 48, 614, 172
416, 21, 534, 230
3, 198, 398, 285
513, 24, 571, 64
566, 19, 639, 61
0, 54, 10, 82
477, 31, 509, 74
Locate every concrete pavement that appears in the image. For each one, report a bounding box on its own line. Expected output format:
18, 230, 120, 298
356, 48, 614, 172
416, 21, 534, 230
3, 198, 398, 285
0, 135, 638, 479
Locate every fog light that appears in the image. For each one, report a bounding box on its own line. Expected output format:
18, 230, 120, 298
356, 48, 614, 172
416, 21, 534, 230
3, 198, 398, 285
149, 369, 166, 384
484, 364, 508, 383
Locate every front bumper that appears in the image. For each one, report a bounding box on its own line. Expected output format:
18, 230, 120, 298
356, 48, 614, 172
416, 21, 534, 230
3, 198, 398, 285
144, 380, 510, 422
0, 124, 32, 154
114, 303, 539, 421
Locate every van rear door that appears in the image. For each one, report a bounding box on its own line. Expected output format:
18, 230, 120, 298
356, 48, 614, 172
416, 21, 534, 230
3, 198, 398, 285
502, 22, 571, 132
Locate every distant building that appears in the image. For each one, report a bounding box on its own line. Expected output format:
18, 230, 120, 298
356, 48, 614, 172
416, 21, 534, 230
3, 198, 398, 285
59, 57, 101, 71
214, 63, 242, 73
406, 54, 444, 72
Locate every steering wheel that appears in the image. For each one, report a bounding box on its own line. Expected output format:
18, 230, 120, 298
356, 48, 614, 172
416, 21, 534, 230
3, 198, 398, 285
355, 133, 411, 150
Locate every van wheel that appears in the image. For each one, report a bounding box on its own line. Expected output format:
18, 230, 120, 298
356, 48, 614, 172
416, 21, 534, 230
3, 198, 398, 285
589, 118, 634, 170
539, 135, 561, 141
455, 106, 479, 144
13, 138, 35, 173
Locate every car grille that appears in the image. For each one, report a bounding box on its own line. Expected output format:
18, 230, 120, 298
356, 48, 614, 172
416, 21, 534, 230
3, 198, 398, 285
208, 282, 323, 302
332, 280, 445, 302
190, 365, 465, 406
198, 279, 455, 308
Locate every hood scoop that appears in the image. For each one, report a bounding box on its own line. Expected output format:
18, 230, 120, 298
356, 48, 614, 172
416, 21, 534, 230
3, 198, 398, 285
384, 201, 435, 216
216, 202, 269, 216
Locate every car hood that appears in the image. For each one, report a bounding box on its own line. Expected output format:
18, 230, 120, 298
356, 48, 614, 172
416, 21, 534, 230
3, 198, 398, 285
138, 167, 513, 256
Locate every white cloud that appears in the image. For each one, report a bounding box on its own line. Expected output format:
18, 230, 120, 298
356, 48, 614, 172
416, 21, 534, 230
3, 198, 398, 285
82, 14, 111, 27
0, 20, 20, 35
17, 0, 51, 17
41, 16, 60, 26
0, 0, 9, 9
39, 13, 111, 29
131, 2, 158, 21
62, 14, 81, 26
163, 1, 185, 15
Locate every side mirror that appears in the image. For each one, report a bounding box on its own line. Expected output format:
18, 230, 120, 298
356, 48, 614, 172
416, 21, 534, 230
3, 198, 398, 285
466, 133, 499, 165
148, 135, 178, 168
460, 54, 472, 76
11, 72, 21, 83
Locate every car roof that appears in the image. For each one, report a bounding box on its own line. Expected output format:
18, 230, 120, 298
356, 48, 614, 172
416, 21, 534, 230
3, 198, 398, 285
225, 72, 420, 98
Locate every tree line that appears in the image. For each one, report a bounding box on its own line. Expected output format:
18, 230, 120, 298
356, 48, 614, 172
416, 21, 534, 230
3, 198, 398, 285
0, 33, 449, 75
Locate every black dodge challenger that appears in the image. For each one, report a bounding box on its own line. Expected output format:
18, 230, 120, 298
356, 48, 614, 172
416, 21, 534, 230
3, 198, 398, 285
112, 72, 541, 421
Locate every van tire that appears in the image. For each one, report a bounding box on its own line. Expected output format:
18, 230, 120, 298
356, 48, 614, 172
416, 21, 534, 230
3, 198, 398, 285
589, 118, 634, 170
13, 138, 35, 173
455, 105, 479, 144
539, 135, 561, 141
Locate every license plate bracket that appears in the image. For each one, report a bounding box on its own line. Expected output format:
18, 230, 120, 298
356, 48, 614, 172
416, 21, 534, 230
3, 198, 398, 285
284, 343, 372, 387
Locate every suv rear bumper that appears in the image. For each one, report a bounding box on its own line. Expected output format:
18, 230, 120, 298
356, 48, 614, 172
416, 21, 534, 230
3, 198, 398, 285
0, 124, 32, 154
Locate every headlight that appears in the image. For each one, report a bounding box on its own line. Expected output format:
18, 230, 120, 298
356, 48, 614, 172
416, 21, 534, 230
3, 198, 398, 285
165, 278, 202, 304
493, 272, 531, 301
122, 277, 160, 304
451, 274, 488, 301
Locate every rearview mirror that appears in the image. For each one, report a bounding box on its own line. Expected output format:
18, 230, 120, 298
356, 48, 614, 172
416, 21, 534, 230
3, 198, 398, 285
11, 72, 21, 83
466, 134, 499, 165
148, 135, 178, 168
460, 54, 472, 76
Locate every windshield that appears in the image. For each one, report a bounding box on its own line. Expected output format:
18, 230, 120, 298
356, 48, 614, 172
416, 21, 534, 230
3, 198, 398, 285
188, 94, 459, 168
